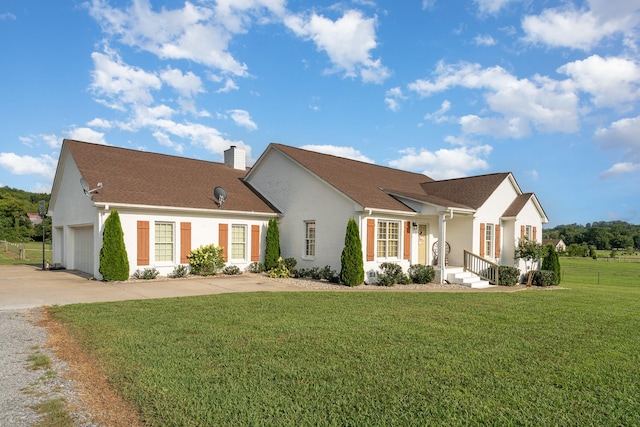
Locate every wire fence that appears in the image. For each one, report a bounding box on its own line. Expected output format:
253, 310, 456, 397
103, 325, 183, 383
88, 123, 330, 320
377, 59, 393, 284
561, 258, 640, 286
1, 240, 52, 262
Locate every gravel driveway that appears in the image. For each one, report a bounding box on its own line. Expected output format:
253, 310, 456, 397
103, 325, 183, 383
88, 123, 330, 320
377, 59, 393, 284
0, 308, 97, 427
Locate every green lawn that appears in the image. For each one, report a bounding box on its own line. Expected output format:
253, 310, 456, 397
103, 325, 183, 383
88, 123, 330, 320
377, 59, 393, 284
0, 241, 51, 265
51, 275, 640, 426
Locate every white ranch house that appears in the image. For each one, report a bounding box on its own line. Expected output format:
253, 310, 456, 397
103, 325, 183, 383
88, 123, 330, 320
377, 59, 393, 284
50, 140, 548, 286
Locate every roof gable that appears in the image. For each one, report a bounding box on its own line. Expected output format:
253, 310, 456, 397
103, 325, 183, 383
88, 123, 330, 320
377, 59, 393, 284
419, 173, 514, 210
60, 139, 277, 214
265, 143, 435, 212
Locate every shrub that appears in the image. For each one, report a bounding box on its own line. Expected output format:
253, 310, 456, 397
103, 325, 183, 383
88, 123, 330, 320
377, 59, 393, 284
188, 244, 225, 276
531, 270, 557, 287
541, 244, 562, 285
283, 257, 297, 272
498, 266, 520, 286
376, 262, 409, 286
99, 210, 130, 281
340, 218, 364, 286
223, 265, 241, 275
264, 219, 280, 271
170, 265, 189, 278
268, 257, 290, 278
408, 264, 435, 284
131, 267, 159, 280
246, 262, 265, 273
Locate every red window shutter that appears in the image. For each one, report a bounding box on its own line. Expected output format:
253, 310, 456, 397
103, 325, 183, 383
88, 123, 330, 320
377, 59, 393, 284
219, 223, 228, 262
520, 225, 525, 240
533, 226, 537, 241
495, 224, 501, 259
403, 221, 411, 260
251, 225, 260, 262
366, 219, 375, 261
137, 221, 149, 266
479, 223, 485, 257
180, 222, 191, 264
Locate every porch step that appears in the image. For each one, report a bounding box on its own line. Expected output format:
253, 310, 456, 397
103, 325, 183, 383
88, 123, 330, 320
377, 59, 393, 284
446, 269, 494, 289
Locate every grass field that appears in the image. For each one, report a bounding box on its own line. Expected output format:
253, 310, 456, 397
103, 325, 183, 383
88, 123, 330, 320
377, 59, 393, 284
50, 269, 640, 426
0, 241, 52, 265
560, 256, 640, 286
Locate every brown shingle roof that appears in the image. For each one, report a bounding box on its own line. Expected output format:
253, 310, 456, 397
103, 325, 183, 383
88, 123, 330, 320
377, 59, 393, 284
271, 144, 435, 212
419, 173, 513, 210
502, 193, 534, 218
64, 139, 277, 214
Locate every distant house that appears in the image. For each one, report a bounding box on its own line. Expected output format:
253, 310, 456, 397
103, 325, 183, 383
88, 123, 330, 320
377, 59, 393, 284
50, 140, 548, 285
49, 140, 278, 280
542, 239, 566, 253
27, 212, 43, 226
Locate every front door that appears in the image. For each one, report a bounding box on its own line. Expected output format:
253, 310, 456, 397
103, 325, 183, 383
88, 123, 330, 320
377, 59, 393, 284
417, 224, 429, 265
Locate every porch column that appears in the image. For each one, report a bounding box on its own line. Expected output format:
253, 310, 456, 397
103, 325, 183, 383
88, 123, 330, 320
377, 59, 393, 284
438, 212, 447, 284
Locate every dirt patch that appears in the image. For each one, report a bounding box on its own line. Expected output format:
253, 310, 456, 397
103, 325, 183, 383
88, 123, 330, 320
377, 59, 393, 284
39, 308, 143, 427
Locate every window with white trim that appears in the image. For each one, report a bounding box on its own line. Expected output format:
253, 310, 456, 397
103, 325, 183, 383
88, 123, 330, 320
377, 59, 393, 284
485, 223, 494, 258
231, 225, 247, 260
524, 225, 533, 240
155, 222, 174, 262
305, 221, 316, 257
377, 220, 400, 258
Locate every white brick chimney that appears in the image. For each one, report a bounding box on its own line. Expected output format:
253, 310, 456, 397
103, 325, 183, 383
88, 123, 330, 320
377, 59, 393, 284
224, 145, 246, 170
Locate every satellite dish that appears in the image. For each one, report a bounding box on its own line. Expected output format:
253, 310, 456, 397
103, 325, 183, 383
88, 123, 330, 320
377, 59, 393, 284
80, 178, 103, 198
213, 186, 227, 208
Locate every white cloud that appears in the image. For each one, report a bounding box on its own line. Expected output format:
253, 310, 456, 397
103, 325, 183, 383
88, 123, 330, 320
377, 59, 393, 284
285, 9, 390, 83
19, 134, 61, 149
86, 118, 113, 129
90, 48, 162, 108
87, 0, 249, 76
408, 61, 579, 137
214, 0, 286, 33
558, 55, 640, 109
160, 67, 203, 98
473, 34, 496, 46
0, 153, 58, 178
522, 1, 640, 51
600, 162, 640, 178
594, 116, 640, 155
300, 144, 374, 163
216, 77, 239, 93
67, 127, 108, 145
152, 131, 184, 153
474, 0, 516, 15
384, 87, 405, 112
226, 109, 258, 130
0, 12, 16, 20
388, 145, 492, 179
424, 100, 453, 123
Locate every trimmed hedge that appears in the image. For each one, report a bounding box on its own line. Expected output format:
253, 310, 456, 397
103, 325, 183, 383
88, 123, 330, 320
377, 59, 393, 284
498, 266, 520, 286
531, 270, 557, 287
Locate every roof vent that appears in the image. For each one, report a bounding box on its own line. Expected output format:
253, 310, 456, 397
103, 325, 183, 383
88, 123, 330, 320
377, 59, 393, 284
224, 145, 246, 170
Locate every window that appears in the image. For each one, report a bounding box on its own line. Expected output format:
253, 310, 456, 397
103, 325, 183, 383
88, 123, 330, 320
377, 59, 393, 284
524, 225, 533, 240
231, 225, 247, 260
484, 223, 494, 258
155, 222, 174, 262
377, 220, 399, 258
305, 221, 316, 257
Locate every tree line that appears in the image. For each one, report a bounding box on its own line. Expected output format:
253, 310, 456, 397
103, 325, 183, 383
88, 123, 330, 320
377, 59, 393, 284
0, 186, 51, 242
543, 221, 640, 253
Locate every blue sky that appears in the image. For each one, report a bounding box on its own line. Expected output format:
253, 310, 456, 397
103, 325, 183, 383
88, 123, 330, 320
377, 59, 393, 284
1, 0, 639, 227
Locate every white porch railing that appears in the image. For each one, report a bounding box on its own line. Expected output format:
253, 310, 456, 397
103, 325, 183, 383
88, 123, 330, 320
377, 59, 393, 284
463, 249, 499, 285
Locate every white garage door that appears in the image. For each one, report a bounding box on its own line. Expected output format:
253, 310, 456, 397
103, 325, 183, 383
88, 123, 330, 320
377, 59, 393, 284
73, 226, 94, 275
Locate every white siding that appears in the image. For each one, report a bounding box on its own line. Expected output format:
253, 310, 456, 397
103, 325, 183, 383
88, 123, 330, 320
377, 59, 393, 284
246, 149, 357, 271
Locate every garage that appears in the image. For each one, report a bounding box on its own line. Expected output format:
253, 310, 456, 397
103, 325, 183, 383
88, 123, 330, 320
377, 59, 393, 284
73, 226, 94, 275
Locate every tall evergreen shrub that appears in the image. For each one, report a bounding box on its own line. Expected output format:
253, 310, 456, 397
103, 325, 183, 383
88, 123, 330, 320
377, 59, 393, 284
542, 243, 562, 284
99, 210, 130, 281
340, 218, 364, 286
264, 218, 280, 271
